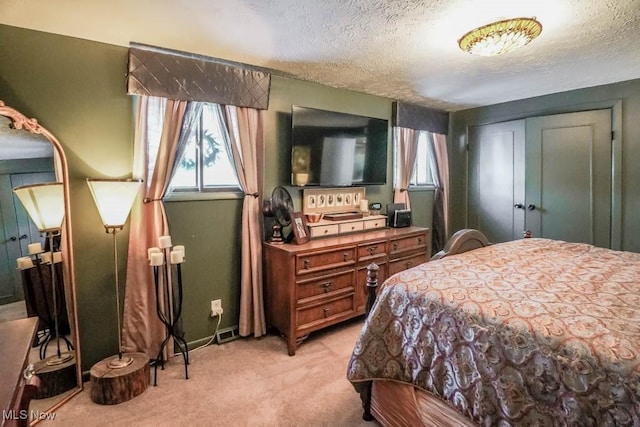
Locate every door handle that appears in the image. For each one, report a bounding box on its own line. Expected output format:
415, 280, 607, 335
19, 234, 28, 240
9, 236, 17, 241
527, 204, 536, 211
514, 203, 524, 209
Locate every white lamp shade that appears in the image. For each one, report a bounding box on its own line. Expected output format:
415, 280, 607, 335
86, 179, 142, 228
13, 182, 65, 232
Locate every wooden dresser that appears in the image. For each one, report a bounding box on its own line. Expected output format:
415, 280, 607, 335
263, 226, 430, 355
1, 317, 38, 427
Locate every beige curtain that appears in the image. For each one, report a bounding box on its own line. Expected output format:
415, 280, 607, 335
121, 96, 188, 358
432, 133, 449, 237
393, 127, 420, 209
222, 105, 265, 337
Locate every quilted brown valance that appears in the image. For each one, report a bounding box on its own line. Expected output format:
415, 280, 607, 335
392, 101, 449, 134
126, 45, 271, 110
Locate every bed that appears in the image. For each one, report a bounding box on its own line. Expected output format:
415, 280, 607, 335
347, 229, 640, 426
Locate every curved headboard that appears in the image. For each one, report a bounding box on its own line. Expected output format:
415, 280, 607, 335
430, 229, 491, 261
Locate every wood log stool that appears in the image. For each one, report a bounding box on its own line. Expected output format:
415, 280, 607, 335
33, 351, 76, 399
90, 352, 149, 405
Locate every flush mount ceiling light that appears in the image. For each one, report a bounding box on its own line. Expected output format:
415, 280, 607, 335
458, 17, 542, 56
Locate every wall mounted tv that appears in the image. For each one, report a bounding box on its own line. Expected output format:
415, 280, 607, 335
291, 106, 388, 187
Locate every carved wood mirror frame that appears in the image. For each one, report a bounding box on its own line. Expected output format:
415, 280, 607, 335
0, 100, 82, 418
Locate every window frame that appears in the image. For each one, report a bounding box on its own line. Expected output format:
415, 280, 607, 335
394, 129, 436, 192
163, 103, 242, 202
408, 131, 436, 190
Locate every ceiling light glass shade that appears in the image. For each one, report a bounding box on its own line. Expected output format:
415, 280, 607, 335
86, 179, 143, 229
459, 17, 542, 56
13, 182, 65, 232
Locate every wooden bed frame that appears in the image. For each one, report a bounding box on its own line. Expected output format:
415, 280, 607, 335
361, 228, 496, 426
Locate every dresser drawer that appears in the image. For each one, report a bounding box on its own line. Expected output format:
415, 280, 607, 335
357, 240, 387, 261
339, 221, 364, 234
297, 270, 355, 302
296, 293, 355, 330
363, 217, 386, 230
309, 224, 339, 238
296, 247, 356, 275
389, 232, 428, 257
263, 226, 430, 355
388, 253, 428, 276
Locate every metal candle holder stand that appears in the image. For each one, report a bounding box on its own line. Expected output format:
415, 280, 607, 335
150, 241, 189, 386
22, 243, 73, 361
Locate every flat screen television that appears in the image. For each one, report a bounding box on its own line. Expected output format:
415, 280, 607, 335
290, 106, 388, 187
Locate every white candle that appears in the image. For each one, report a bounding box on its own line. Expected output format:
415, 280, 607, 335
17, 256, 34, 270
53, 252, 63, 263
173, 245, 185, 257
159, 235, 172, 249
170, 250, 184, 264
150, 252, 164, 266
28, 242, 43, 255
147, 247, 161, 260
359, 199, 369, 212
41, 252, 52, 264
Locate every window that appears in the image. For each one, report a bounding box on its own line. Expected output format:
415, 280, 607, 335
170, 104, 239, 192
394, 130, 435, 189
410, 131, 435, 187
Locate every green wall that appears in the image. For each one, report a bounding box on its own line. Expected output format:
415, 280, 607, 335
1, 24, 431, 371
264, 76, 395, 209
1, 25, 135, 369
449, 79, 640, 252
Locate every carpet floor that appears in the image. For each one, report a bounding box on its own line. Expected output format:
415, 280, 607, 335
40, 318, 379, 427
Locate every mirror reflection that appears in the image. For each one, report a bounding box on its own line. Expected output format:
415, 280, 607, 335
0, 105, 81, 421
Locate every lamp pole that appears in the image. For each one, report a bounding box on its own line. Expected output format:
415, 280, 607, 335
45, 229, 72, 366
107, 225, 132, 368
86, 178, 143, 369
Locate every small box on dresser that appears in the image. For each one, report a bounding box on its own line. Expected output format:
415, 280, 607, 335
307, 214, 387, 238
263, 226, 430, 355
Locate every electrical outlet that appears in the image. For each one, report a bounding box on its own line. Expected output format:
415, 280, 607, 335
210, 299, 223, 317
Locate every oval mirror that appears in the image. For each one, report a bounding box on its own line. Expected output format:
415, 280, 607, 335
0, 101, 81, 422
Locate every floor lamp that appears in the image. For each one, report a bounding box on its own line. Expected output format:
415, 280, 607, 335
13, 182, 72, 366
87, 178, 142, 369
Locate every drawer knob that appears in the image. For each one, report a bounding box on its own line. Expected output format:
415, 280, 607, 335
417, 238, 423, 244
343, 253, 349, 261
321, 282, 332, 292
23, 363, 35, 380
406, 261, 413, 269
367, 245, 377, 255
323, 307, 330, 317
304, 259, 311, 269
393, 242, 398, 251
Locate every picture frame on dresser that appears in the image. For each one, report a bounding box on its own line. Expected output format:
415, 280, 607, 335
291, 212, 311, 244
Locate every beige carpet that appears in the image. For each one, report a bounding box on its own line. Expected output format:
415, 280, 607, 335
41, 318, 379, 427
0, 300, 28, 322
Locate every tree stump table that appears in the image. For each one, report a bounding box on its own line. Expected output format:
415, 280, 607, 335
33, 352, 77, 399
90, 352, 149, 405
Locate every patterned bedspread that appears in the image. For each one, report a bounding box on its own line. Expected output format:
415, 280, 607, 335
347, 238, 640, 426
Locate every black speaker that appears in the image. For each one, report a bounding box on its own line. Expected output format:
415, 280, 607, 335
386, 203, 405, 227
392, 209, 412, 228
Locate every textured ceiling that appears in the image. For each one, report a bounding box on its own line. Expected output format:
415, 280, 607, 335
0, 116, 53, 160
2, 0, 640, 111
